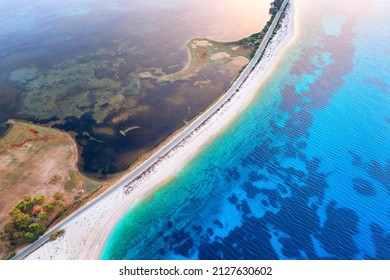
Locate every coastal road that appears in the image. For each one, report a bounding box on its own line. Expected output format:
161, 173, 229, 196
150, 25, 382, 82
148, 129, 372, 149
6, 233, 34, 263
12, 0, 289, 260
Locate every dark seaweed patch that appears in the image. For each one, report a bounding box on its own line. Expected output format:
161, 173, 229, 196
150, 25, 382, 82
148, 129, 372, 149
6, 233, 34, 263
165, 228, 194, 258
159, 248, 166, 256
280, 84, 305, 112
228, 193, 239, 205
370, 223, 390, 259
239, 200, 251, 216
248, 171, 268, 182
192, 225, 203, 235
225, 167, 241, 181
350, 151, 362, 167
242, 138, 279, 169
367, 160, 390, 193
263, 190, 321, 259
243, 182, 261, 199
198, 217, 277, 259
317, 201, 359, 259
352, 178, 376, 196
284, 142, 297, 158
297, 141, 307, 150
213, 220, 223, 229
259, 189, 280, 209
277, 183, 289, 196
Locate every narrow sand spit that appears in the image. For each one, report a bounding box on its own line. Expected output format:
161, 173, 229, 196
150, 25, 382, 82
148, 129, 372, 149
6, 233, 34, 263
26, 1, 297, 260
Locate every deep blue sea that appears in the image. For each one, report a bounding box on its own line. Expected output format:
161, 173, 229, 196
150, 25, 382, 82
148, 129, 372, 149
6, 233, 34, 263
101, 0, 390, 259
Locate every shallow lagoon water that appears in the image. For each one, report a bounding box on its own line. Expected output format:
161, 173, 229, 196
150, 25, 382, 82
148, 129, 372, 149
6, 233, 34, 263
0, 0, 272, 178
102, 0, 390, 259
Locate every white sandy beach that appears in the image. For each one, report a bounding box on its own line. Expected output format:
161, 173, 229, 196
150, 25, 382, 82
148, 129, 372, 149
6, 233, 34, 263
26, 1, 297, 260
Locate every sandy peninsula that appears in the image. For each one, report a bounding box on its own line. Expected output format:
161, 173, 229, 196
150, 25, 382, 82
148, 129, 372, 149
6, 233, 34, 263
24, 1, 297, 260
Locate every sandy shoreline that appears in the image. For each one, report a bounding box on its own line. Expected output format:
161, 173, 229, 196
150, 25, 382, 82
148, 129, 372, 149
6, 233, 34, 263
25, 1, 297, 260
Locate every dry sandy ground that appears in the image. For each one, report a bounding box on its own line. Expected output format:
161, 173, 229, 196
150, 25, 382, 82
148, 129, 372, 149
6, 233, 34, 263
0, 121, 99, 258
210, 52, 231, 60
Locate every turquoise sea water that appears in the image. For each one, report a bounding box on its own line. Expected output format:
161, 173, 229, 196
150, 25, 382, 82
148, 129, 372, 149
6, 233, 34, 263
102, 0, 390, 259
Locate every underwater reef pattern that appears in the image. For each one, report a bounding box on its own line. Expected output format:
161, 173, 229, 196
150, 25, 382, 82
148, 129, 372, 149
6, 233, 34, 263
101, 0, 390, 259
102, 0, 390, 260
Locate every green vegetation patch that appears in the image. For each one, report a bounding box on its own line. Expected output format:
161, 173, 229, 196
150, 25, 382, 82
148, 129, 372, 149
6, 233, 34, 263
0, 191, 86, 258
2, 195, 50, 247
85, 180, 101, 193
49, 229, 65, 241
64, 170, 79, 192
